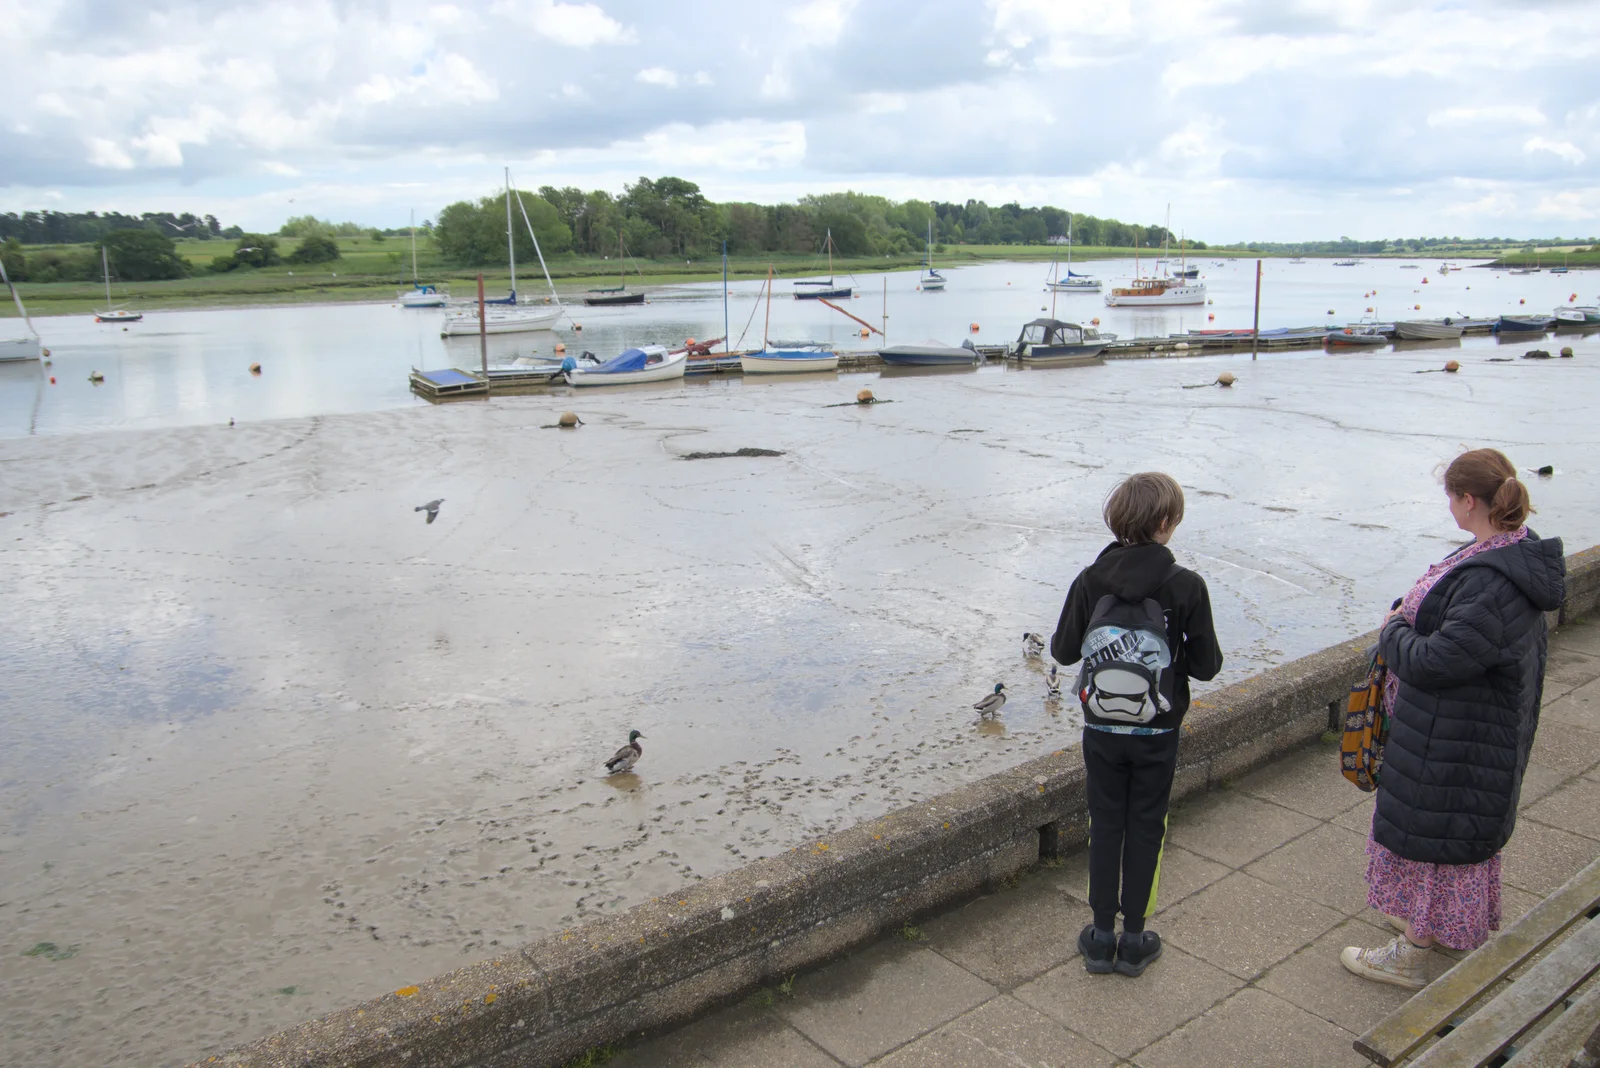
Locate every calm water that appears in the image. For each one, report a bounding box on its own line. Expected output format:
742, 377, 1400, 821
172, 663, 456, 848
2, 257, 1593, 437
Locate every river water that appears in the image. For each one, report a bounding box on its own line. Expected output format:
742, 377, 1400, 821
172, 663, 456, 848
1, 259, 1597, 1066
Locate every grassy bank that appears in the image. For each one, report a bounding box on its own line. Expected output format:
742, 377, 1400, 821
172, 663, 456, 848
5, 236, 1236, 317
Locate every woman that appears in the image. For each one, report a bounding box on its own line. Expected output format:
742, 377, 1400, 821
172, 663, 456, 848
1341, 448, 1565, 988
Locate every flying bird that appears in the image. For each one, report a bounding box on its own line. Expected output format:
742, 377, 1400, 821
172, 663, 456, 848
1022, 632, 1046, 658
973, 683, 1007, 718
605, 730, 645, 774
415, 498, 444, 524
1045, 663, 1062, 700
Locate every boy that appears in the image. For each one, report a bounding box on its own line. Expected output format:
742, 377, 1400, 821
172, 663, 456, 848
1051, 472, 1223, 976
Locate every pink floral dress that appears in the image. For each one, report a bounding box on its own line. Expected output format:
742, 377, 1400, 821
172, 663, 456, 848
1365, 527, 1528, 950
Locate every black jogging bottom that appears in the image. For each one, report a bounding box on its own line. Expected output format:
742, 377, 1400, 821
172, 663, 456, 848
1081, 726, 1181, 933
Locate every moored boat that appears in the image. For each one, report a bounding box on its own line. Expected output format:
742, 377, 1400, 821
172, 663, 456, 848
564, 345, 686, 386
441, 304, 563, 336
1047, 214, 1100, 291
740, 348, 839, 374
1497, 315, 1554, 333
1325, 327, 1388, 348
400, 284, 447, 308
1008, 318, 1110, 364
1105, 276, 1205, 306
794, 229, 853, 300
2, 254, 42, 362
583, 290, 646, 306
919, 221, 945, 291
1575, 306, 1600, 324
878, 339, 980, 366
1394, 319, 1465, 341
1553, 307, 1588, 328
94, 246, 143, 322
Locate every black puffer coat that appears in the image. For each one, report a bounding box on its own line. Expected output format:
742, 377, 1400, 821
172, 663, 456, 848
1373, 530, 1565, 865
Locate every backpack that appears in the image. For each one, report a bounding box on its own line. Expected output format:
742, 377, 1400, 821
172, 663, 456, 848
1075, 564, 1180, 725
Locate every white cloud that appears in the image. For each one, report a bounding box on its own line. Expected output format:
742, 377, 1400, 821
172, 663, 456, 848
635, 67, 679, 88
85, 138, 135, 170
132, 133, 185, 167
692, 71, 713, 87
610, 120, 807, 171
1428, 105, 1546, 128
1524, 137, 1586, 165
490, 0, 634, 47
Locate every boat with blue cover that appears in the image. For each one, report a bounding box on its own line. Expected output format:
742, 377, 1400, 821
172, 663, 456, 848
564, 344, 687, 386
740, 347, 839, 374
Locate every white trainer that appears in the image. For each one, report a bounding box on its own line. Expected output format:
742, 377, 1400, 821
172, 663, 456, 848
1340, 935, 1431, 990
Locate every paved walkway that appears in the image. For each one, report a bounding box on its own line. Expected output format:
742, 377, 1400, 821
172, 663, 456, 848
610, 621, 1600, 1068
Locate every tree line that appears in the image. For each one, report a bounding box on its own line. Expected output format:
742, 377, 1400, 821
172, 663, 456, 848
0, 210, 239, 245
0, 231, 344, 284
433, 177, 1186, 266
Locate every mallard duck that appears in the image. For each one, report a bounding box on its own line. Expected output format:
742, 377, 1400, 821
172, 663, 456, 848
973, 683, 1007, 718
1045, 663, 1062, 700
1022, 632, 1046, 658
605, 730, 645, 773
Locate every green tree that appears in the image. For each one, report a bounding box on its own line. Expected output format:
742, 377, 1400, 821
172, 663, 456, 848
434, 191, 571, 266
288, 234, 341, 264
212, 234, 282, 272
103, 229, 190, 281
1, 237, 26, 281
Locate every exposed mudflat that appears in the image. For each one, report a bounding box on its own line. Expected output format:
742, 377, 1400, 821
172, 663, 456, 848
2, 342, 1597, 1065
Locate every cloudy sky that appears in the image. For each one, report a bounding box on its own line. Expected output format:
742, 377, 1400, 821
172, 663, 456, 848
2, 0, 1597, 241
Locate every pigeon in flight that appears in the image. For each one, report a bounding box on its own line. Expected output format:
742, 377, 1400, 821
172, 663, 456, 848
415, 499, 444, 524
1022, 632, 1046, 658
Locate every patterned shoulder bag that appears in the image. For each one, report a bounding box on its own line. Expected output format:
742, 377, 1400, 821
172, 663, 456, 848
1340, 651, 1389, 792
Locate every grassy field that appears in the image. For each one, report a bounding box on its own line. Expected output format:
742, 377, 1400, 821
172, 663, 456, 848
14, 234, 1585, 316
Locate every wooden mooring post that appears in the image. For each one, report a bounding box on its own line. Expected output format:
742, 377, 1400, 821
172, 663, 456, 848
477, 272, 488, 382
1252, 259, 1262, 360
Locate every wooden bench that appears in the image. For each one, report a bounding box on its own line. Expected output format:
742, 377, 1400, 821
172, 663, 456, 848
1356, 856, 1600, 1067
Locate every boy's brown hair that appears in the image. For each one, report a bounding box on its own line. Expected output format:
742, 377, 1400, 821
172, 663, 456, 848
1103, 472, 1186, 545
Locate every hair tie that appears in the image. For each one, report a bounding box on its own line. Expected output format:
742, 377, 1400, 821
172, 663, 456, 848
1504, 476, 1516, 485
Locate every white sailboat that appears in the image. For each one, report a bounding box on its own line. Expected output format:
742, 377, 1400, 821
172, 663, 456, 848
1047, 214, 1100, 292
94, 245, 143, 322
440, 168, 563, 336
400, 210, 447, 307
2, 253, 43, 362
919, 220, 945, 291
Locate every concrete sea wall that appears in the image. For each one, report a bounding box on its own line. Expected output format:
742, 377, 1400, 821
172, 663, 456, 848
207, 545, 1600, 1068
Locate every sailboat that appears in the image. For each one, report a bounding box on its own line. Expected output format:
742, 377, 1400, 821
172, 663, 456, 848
1047, 214, 1100, 292
584, 234, 647, 305
793, 229, 853, 299
440, 168, 563, 336
2, 253, 43, 362
919, 220, 945, 291
400, 209, 447, 307
94, 246, 143, 322
1104, 208, 1206, 307
742, 266, 840, 373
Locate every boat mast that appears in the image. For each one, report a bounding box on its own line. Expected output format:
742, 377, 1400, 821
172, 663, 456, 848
763, 264, 774, 348
1, 254, 38, 337
410, 209, 418, 285
723, 239, 729, 355
504, 166, 516, 303
102, 245, 111, 307
508, 175, 564, 311
827, 229, 834, 284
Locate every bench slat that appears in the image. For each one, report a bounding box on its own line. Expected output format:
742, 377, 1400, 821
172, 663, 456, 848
1355, 856, 1600, 1067
1505, 982, 1600, 1068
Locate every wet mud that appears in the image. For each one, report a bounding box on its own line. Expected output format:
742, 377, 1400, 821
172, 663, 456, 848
2, 342, 1597, 1065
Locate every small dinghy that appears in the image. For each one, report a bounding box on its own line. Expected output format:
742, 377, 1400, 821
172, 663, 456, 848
879, 338, 980, 366
564, 344, 686, 387
1394, 319, 1464, 341
740, 347, 839, 374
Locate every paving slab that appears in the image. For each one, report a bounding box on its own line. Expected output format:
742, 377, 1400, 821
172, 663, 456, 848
1233, 741, 1368, 819
775, 941, 996, 1067
1543, 678, 1600, 734
1159, 871, 1347, 980
1257, 917, 1426, 1036
870, 995, 1116, 1068
1013, 945, 1241, 1060
1133, 987, 1370, 1068
1500, 818, 1600, 896
1553, 620, 1600, 659
1529, 721, 1600, 778
1166, 790, 1321, 869
1524, 776, 1600, 841
921, 879, 1082, 990
1333, 792, 1378, 835
1517, 761, 1571, 807
1055, 843, 1231, 917
609, 1001, 840, 1068
1545, 644, 1600, 689
1244, 822, 1374, 915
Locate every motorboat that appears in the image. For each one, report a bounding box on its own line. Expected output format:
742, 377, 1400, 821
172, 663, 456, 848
1497, 315, 1554, 333
878, 339, 980, 366
1554, 307, 1589, 328
441, 303, 563, 336
1008, 319, 1110, 364
564, 344, 686, 386
1105, 277, 1206, 306
1394, 319, 1465, 341
1325, 327, 1388, 348
1574, 306, 1600, 323
1333, 259, 1359, 267
2, 254, 42, 362
740, 347, 839, 374
401, 283, 447, 308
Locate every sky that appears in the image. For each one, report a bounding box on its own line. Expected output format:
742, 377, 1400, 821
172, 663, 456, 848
1, 0, 1598, 242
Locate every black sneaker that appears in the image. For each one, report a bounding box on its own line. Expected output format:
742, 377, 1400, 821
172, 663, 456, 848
1115, 930, 1163, 977
1078, 924, 1116, 974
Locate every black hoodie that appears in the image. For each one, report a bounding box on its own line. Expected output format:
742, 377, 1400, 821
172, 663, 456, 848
1051, 541, 1224, 730
1374, 529, 1566, 865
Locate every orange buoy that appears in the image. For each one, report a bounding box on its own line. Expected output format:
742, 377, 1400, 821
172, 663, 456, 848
1422, 277, 1429, 284
1091, 317, 1100, 326
554, 342, 566, 354
969, 322, 979, 332
49, 376, 56, 384
1571, 293, 1579, 302
1519, 298, 1525, 305
685, 337, 696, 346
1414, 304, 1421, 310
1365, 306, 1373, 313
859, 327, 869, 337
574, 323, 583, 330
1445, 360, 1460, 372
1207, 313, 1215, 320
856, 389, 874, 404
1217, 371, 1236, 387
248, 363, 261, 375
